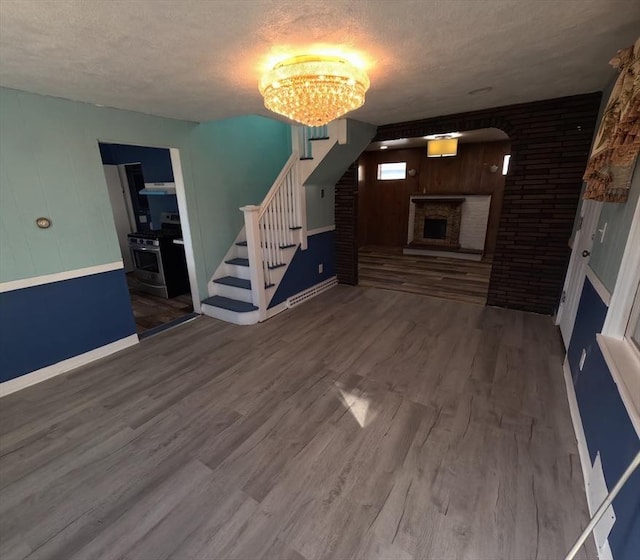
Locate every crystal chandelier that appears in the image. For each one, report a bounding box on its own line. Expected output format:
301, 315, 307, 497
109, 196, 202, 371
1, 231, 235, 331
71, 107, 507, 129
259, 55, 370, 126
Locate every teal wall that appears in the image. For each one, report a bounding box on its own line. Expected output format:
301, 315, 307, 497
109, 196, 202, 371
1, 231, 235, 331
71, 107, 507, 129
187, 116, 292, 285
305, 119, 377, 230
0, 87, 291, 299
589, 161, 640, 292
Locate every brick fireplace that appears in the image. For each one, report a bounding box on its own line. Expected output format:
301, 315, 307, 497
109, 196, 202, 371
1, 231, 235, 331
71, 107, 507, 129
412, 198, 463, 249
405, 194, 491, 260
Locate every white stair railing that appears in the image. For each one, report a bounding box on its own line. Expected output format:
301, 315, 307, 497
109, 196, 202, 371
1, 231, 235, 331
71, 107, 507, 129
241, 151, 305, 320
297, 125, 329, 158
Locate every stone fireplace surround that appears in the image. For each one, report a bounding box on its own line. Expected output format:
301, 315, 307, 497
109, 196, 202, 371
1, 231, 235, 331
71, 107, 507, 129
412, 198, 463, 249
406, 194, 492, 260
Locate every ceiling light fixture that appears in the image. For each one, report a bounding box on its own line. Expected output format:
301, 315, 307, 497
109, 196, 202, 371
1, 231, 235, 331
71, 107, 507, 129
427, 137, 459, 158
380, 145, 388, 150
259, 55, 370, 126
424, 132, 462, 140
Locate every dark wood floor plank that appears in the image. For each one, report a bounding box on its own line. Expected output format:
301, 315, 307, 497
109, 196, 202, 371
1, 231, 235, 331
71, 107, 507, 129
0, 286, 596, 560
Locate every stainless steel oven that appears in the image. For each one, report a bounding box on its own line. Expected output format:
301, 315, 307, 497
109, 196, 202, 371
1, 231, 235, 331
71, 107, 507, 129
128, 213, 189, 299
129, 237, 168, 297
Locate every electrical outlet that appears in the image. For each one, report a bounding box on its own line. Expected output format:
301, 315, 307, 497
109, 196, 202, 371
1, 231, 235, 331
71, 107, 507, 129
579, 348, 587, 371
318, 263, 323, 274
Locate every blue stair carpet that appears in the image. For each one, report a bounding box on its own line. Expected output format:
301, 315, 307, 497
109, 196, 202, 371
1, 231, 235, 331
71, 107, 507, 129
226, 257, 249, 266
202, 296, 258, 313
213, 276, 251, 290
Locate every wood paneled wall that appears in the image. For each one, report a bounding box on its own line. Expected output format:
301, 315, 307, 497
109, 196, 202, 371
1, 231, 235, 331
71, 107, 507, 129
358, 141, 511, 253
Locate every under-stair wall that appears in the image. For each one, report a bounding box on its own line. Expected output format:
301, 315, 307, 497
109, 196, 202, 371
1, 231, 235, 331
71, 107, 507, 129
202, 118, 376, 325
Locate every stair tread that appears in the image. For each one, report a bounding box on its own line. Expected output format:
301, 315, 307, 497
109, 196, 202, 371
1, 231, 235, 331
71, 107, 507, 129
213, 276, 251, 289
280, 243, 296, 249
268, 263, 286, 270
226, 257, 249, 266
202, 295, 258, 313
235, 241, 247, 246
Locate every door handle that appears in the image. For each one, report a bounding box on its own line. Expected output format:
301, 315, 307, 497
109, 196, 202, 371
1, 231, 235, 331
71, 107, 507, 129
582, 250, 591, 258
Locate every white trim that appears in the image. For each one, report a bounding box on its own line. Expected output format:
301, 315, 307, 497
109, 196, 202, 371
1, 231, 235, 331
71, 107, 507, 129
0, 334, 139, 397
597, 334, 640, 437
586, 267, 612, 307
563, 358, 593, 497
0, 261, 123, 293
602, 190, 640, 338
170, 148, 201, 313
562, 358, 614, 560
307, 225, 335, 236
266, 301, 289, 318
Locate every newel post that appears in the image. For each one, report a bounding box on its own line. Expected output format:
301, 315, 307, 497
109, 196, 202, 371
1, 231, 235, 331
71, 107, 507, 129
240, 205, 267, 321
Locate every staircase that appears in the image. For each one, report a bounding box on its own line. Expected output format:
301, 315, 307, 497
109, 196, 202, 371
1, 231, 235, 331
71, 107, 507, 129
201, 121, 347, 325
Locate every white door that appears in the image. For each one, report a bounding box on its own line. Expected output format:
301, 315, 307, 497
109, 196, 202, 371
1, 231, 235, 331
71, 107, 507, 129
556, 199, 602, 346
104, 165, 135, 272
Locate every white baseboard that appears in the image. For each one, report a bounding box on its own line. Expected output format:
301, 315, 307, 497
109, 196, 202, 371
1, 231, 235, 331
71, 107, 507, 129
266, 301, 288, 318
564, 357, 592, 490
0, 334, 139, 398
562, 357, 614, 560
307, 225, 335, 236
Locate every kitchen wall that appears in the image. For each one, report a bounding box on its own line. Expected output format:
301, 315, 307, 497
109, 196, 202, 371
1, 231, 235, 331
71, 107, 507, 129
358, 140, 510, 251
100, 143, 179, 230
0, 87, 291, 388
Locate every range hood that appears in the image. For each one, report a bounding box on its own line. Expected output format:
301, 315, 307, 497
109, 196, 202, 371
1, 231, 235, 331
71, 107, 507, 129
139, 182, 176, 195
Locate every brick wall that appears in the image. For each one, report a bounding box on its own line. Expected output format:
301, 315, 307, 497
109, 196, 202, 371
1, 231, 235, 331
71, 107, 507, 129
336, 92, 601, 314
335, 164, 359, 285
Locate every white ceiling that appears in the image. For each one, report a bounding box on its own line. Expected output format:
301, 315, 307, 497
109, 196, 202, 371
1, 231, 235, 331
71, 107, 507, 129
0, 0, 638, 125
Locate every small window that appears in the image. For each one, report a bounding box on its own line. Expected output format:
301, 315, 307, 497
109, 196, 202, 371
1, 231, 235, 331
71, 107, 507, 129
502, 154, 511, 175
377, 162, 407, 180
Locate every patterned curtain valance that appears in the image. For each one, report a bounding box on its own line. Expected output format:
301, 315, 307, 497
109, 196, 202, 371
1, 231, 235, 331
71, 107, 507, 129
583, 38, 640, 203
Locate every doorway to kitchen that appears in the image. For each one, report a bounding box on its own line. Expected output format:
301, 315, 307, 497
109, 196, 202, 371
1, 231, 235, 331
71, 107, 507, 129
100, 142, 196, 337
356, 128, 510, 305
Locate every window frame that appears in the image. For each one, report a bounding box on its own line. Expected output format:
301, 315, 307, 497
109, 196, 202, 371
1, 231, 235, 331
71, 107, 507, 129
597, 190, 640, 435
376, 162, 407, 181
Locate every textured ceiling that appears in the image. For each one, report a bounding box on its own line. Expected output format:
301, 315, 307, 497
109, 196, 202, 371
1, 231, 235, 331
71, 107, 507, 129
0, 0, 638, 125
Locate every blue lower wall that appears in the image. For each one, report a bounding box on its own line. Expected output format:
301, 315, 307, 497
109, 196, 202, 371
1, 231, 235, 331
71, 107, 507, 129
0, 269, 137, 382
567, 277, 640, 560
268, 231, 336, 308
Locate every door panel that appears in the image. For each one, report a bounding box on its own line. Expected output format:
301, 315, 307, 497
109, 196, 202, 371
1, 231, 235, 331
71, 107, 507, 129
557, 199, 602, 346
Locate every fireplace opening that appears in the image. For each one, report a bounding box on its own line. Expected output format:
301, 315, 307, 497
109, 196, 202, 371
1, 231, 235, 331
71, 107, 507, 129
424, 218, 447, 240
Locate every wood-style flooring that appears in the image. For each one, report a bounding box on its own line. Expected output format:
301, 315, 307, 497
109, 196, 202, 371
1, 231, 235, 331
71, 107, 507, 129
0, 286, 595, 560
127, 273, 193, 334
359, 246, 492, 305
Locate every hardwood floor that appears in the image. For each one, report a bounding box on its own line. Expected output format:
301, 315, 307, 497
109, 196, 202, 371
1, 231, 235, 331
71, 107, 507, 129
359, 246, 492, 305
0, 286, 596, 560
127, 273, 193, 334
